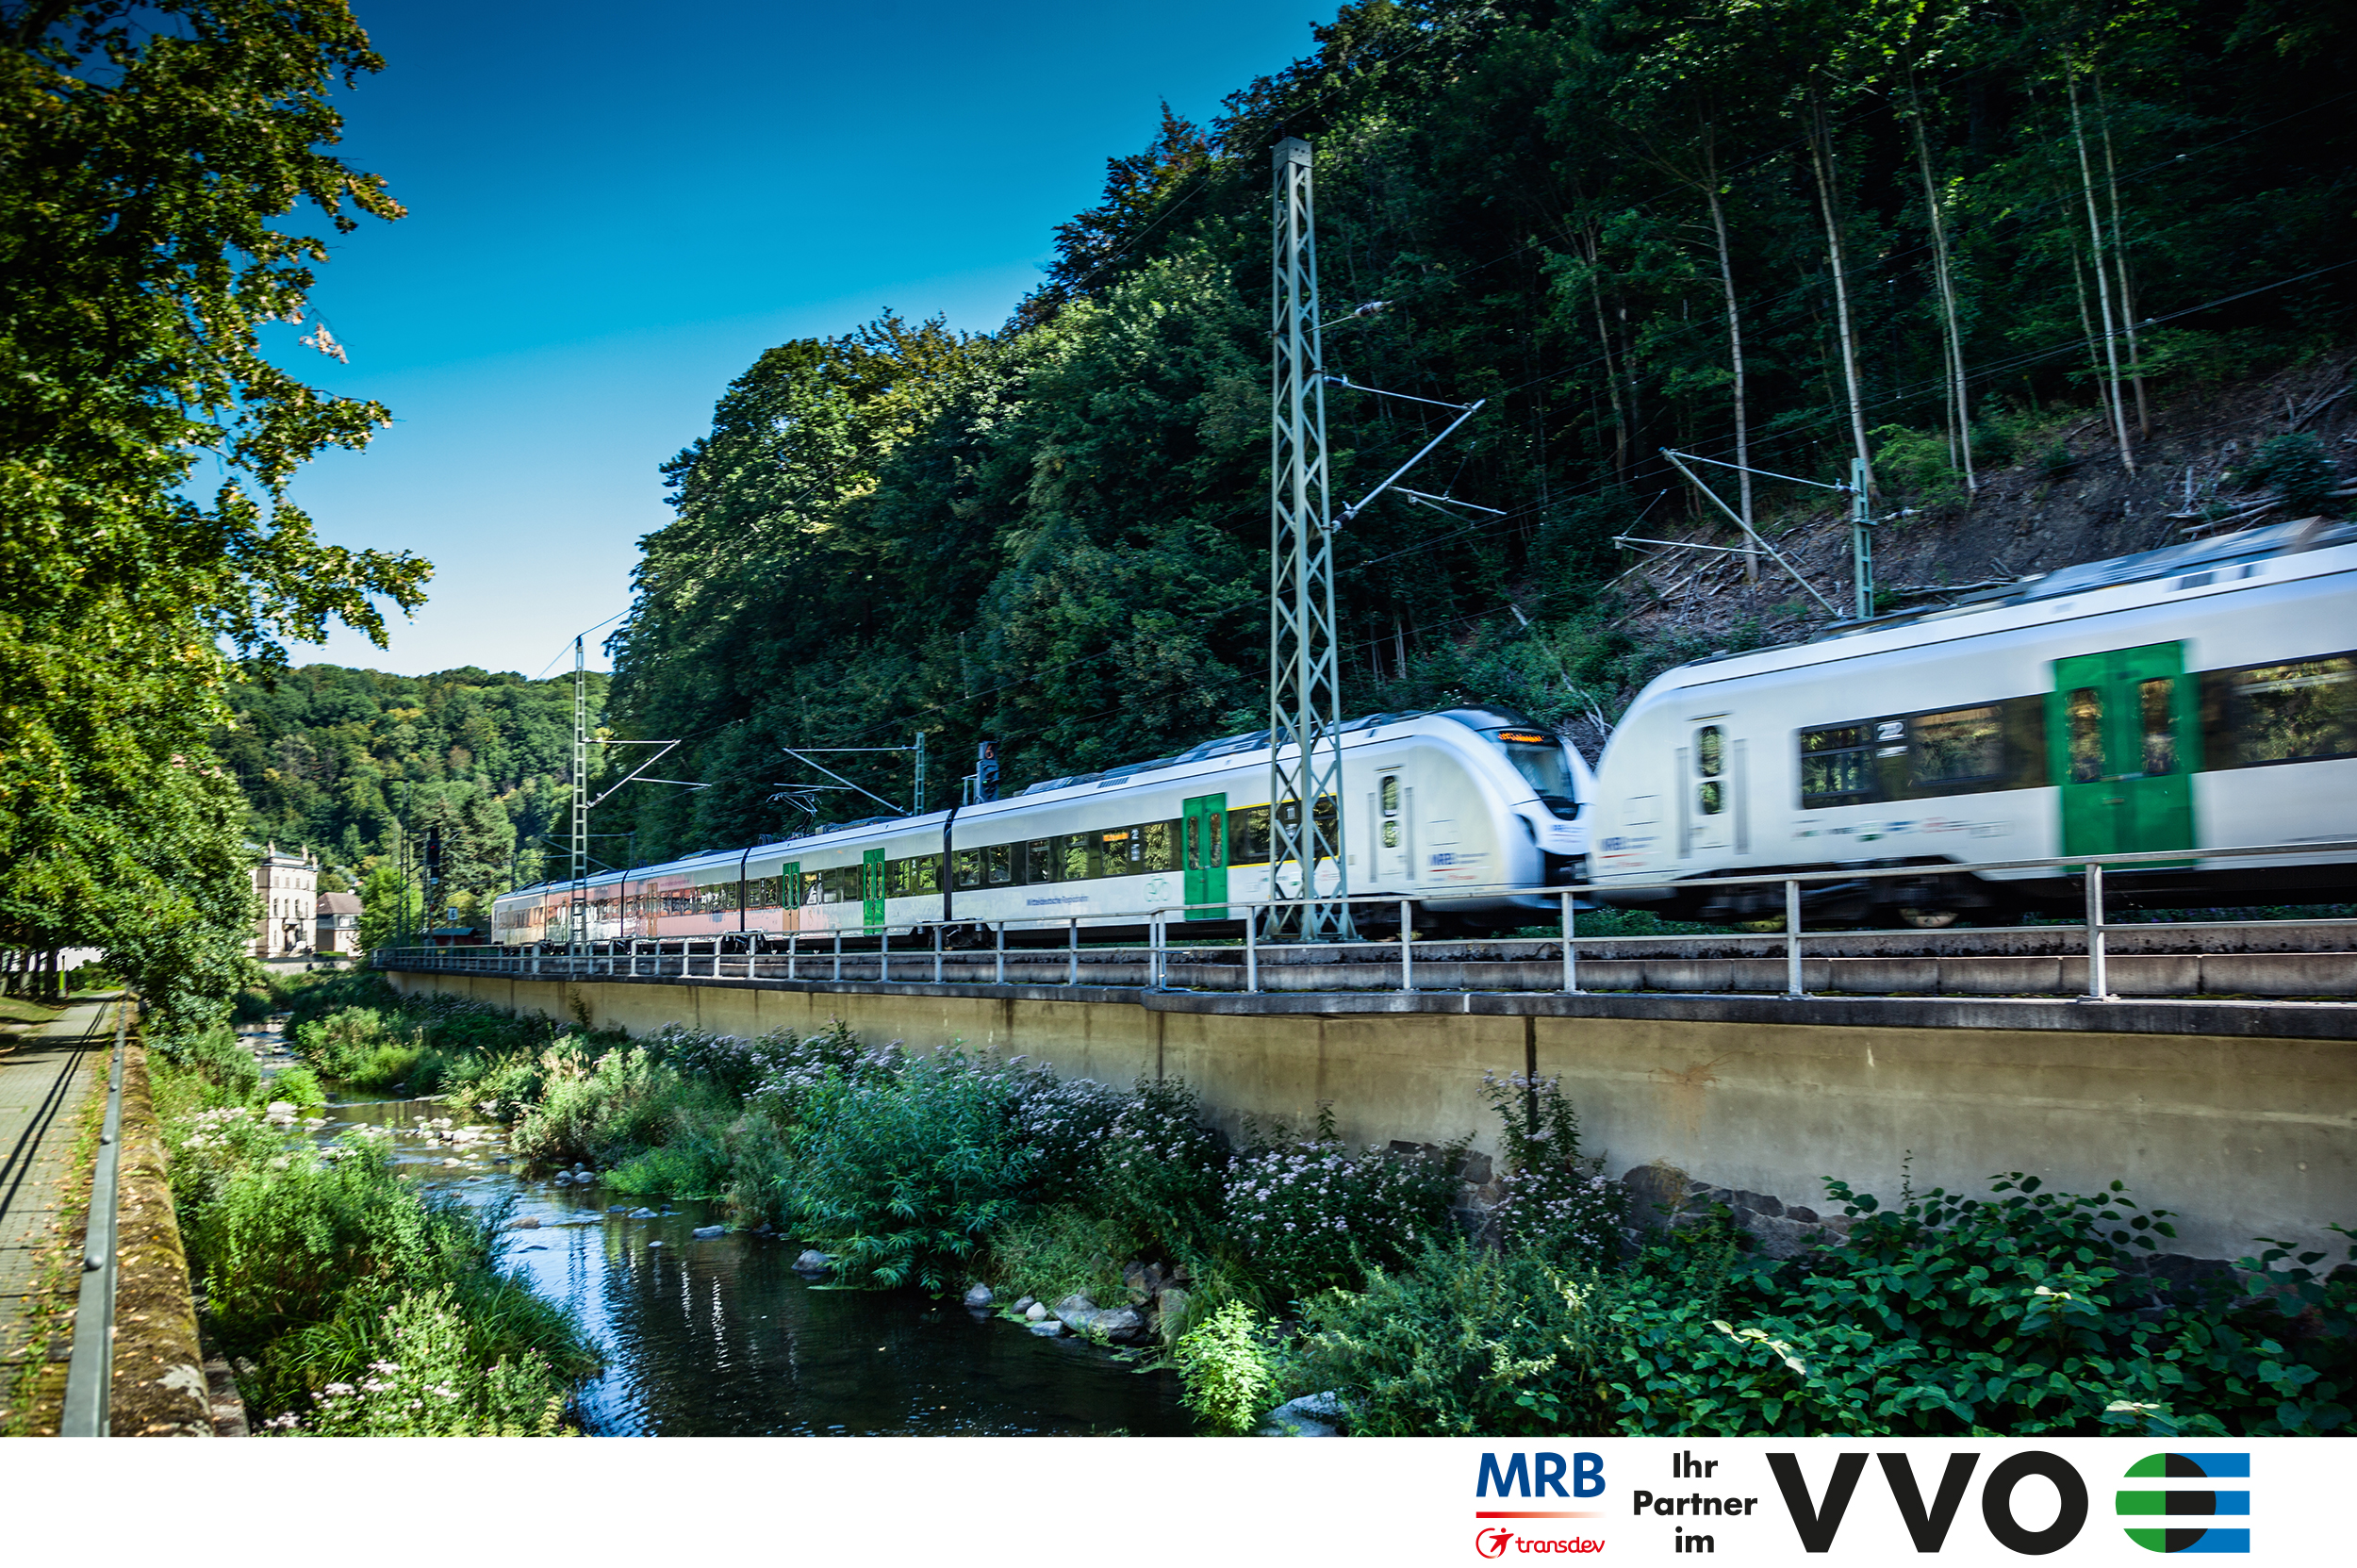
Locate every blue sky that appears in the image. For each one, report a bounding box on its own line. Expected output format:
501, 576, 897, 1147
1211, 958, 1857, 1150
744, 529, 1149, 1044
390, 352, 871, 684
274, 0, 1327, 677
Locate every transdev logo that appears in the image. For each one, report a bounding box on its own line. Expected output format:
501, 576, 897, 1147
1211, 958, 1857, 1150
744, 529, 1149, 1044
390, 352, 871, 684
2118, 1453, 2250, 1554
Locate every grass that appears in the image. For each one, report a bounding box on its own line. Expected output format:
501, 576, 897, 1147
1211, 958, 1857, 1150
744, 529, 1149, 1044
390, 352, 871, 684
981, 1205, 1133, 1310
148, 1013, 598, 1434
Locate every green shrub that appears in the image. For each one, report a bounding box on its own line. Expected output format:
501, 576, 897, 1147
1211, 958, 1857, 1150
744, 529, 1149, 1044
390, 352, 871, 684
272, 1285, 570, 1436
1221, 1106, 1461, 1300
983, 1204, 1132, 1309
788, 1047, 1035, 1290
151, 1022, 260, 1114
1294, 1241, 1606, 1436
1175, 1301, 1275, 1434
1086, 1077, 1228, 1258
608, 1138, 730, 1199
1869, 423, 1964, 505
2236, 431, 2339, 515
1481, 1071, 1626, 1266
510, 1046, 699, 1167
270, 1065, 326, 1111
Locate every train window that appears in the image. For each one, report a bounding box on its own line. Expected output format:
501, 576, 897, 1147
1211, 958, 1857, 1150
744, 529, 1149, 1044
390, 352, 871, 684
2139, 679, 2178, 775
1379, 775, 1401, 816
1184, 815, 1200, 869
1382, 820, 1400, 848
1799, 724, 1876, 807
1910, 706, 2005, 786
1694, 725, 1725, 817
986, 843, 1012, 885
1142, 820, 1178, 872
1099, 829, 1135, 875
951, 850, 981, 890
1054, 834, 1087, 882
2216, 654, 2357, 767
1229, 805, 1271, 866
1312, 795, 1339, 842
1026, 840, 1055, 884
2065, 687, 2104, 782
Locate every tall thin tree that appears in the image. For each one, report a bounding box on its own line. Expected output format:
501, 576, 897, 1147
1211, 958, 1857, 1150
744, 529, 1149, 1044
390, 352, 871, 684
2068, 69, 2134, 472
1808, 85, 1874, 488
1907, 73, 1975, 492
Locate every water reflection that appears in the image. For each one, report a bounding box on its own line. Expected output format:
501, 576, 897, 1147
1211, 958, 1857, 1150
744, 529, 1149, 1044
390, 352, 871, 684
323, 1097, 1195, 1436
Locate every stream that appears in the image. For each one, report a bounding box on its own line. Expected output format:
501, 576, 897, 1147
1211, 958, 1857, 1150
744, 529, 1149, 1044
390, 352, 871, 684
321, 1093, 1197, 1436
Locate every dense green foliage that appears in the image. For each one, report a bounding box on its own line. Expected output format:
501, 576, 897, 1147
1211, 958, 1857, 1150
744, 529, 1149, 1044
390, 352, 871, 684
1, 3, 425, 1020
1294, 1179, 2357, 1437
603, 0, 2356, 862
149, 1017, 595, 1431
219, 663, 609, 928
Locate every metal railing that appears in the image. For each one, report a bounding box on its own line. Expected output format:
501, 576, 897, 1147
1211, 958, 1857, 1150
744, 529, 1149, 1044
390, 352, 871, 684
61, 996, 130, 1437
382, 838, 2357, 1004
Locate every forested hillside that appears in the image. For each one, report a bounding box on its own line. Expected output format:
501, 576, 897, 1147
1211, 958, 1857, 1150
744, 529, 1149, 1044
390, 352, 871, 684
600, 0, 2353, 865
219, 666, 606, 929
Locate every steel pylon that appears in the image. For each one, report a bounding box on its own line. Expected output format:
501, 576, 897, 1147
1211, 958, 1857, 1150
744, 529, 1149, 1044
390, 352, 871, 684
1267, 137, 1352, 941
569, 635, 588, 951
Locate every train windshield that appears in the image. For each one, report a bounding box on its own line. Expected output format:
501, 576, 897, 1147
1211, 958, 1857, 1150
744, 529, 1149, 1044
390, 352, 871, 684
1491, 729, 1581, 818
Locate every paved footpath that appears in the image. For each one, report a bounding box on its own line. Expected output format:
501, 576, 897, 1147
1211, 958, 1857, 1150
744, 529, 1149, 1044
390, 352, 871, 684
0, 996, 122, 1389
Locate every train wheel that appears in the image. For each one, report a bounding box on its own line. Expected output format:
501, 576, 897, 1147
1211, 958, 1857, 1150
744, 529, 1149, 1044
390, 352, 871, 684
1897, 906, 1962, 930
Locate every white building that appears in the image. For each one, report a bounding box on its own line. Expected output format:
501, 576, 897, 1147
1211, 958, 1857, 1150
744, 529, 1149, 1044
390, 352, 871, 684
253, 842, 317, 958
315, 891, 363, 956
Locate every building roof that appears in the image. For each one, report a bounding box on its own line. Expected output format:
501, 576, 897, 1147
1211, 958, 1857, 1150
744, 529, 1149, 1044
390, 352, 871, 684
317, 892, 363, 916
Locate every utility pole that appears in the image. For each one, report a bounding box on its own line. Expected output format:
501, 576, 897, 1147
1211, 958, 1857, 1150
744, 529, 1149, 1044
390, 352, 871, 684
1267, 137, 1352, 942
1850, 456, 1876, 619
913, 731, 926, 816
570, 635, 588, 955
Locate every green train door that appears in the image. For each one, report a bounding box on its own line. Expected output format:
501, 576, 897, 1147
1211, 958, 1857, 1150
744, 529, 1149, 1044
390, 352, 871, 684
861, 847, 886, 931
1183, 793, 1228, 918
2049, 642, 2197, 863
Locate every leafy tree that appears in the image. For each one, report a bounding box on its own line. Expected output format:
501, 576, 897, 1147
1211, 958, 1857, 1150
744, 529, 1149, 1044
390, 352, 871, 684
1, 2, 425, 1017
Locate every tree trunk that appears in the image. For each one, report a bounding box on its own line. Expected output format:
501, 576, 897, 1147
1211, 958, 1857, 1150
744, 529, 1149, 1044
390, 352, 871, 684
1808, 91, 1873, 489
1908, 76, 1975, 493
1580, 225, 1629, 476
1701, 153, 1757, 581
2094, 73, 2149, 436
2068, 71, 2134, 473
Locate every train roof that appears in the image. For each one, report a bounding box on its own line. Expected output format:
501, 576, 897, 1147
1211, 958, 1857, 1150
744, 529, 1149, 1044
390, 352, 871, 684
1655, 517, 2357, 688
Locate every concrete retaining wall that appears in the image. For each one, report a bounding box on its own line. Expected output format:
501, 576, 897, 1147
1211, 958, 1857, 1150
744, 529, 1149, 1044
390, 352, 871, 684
387, 969, 2355, 1262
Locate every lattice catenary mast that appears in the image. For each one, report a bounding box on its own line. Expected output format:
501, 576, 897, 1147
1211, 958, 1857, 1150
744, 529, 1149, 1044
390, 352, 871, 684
1267, 137, 1353, 941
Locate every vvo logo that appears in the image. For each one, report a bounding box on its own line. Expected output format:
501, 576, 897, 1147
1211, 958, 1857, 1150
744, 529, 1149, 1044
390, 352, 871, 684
2118, 1453, 2250, 1555
1769, 1452, 2088, 1554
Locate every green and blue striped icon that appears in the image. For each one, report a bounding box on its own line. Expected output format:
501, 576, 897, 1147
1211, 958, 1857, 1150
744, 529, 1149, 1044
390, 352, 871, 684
2118, 1453, 2250, 1554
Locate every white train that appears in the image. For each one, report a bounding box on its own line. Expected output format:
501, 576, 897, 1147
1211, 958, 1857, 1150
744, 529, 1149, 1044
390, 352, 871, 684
490, 708, 1593, 949
1586, 519, 2357, 924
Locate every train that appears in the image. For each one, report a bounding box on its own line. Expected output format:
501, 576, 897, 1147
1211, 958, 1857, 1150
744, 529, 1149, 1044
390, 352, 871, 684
487, 519, 2353, 950
490, 706, 1594, 948
1585, 517, 2357, 924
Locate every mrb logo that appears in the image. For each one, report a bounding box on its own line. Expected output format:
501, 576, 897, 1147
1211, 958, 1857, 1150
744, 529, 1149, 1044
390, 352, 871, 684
1479, 1451, 1607, 1499
1474, 1453, 1607, 1559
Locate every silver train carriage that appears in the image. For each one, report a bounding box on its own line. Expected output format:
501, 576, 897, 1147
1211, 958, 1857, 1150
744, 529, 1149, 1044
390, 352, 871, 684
1585, 520, 2357, 926
489, 708, 1593, 949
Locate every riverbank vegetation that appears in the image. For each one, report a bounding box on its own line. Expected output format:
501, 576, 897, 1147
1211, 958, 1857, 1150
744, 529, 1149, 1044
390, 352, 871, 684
149, 1017, 596, 1434
276, 977, 2355, 1437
